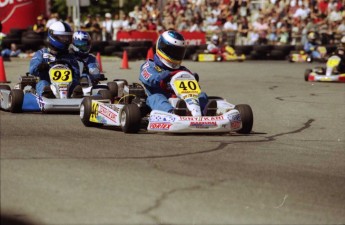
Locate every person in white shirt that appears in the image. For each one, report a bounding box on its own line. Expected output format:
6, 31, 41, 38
102, 13, 113, 41
223, 16, 238, 46
112, 14, 123, 41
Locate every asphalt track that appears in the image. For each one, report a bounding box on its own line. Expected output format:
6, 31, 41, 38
1, 57, 344, 225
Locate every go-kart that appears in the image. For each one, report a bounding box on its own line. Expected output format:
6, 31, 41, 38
0, 60, 117, 113
192, 46, 245, 62
304, 55, 345, 82
80, 71, 254, 134
288, 46, 327, 63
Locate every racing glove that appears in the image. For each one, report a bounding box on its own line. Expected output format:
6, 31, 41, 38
37, 62, 50, 72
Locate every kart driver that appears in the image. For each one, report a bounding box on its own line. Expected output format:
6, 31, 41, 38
206, 34, 238, 59
333, 36, 345, 73
304, 32, 322, 61
70, 30, 102, 85
207, 34, 222, 54
29, 21, 82, 98
139, 30, 217, 116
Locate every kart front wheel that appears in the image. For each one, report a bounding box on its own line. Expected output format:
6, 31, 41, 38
304, 69, 312, 81
120, 104, 141, 133
80, 96, 102, 127
235, 104, 253, 134
9, 89, 24, 113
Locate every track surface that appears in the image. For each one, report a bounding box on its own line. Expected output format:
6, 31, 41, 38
1, 58, 345, 225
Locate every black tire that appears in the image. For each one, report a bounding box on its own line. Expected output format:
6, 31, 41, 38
9, 89, 24, 113
208, 96, 224, 100
80, 96, 102, 127
0, 85, 11, 91
120, 104, 142, 133
107, 81, 118, 98
304, 69, 312, 81
98, 89, 112, 101
235, 104, 253, 134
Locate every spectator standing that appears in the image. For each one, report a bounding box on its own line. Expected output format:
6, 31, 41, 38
237, 16, 250, 45
91, 14, 102, 41
253, 16, 269, 44
102, 13, 113, 41
112, 14, 123, 40
223, 15, 238, 46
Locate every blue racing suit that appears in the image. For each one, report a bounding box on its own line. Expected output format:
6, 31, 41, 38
29, 48, 80, 96
75, 53, 101, 83
304, 41, 321, 59
139, 54, 209, 113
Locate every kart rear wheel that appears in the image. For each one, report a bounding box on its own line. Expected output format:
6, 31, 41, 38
0, 84, 11, 91
120, 104, 141, 133
9, 89, 24, 113
80, 96, 103, 127
304, 69, 312, 81
235, 104, 253, 134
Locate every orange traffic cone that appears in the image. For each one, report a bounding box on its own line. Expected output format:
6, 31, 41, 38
146, 47, 154, 60
0, 56, 10, 83
120, 50, 130, 69
96, 52, 103, 72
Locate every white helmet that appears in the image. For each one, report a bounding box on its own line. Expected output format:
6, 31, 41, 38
211, 34, 219, 45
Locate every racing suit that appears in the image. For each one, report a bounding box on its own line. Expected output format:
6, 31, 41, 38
304, 41, 321, 59
75, 53, 102, 84
29, 48, 80, 96
139, 54, 209, 113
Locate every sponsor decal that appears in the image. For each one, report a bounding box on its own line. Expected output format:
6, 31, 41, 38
185, 98, 199, 106
36, 95, 45, 110
182, 94, 199, 99
180, 116, 224, 121
42, 53, 56, 61
106, 104, 120, 113
0, 92, 3, 102
150, 114, 176, 122
99, 105, 117, 122
227, 113, 241, 130
142, 61, 150, 69
154, 65, 162, 72
149, 122, 172, 130
190, 121, 217, 128
141, 69, 151, 80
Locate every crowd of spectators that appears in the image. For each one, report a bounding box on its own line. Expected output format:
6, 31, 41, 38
32, 0, 345, 47
1, 0, 344, 60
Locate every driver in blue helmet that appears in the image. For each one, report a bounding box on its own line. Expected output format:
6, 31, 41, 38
139, 30, 216, 116
29, 21, 82, 98
70, 31, 102, 85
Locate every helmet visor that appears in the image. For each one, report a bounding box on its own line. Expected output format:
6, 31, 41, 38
53, 34, 72, 45
158, 38, 186, 61
73, 39, 91, 53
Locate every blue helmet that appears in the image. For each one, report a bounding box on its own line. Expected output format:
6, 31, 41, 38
156, 30, 186, 69
71, 31, 92, 58
47, 21, 73, 52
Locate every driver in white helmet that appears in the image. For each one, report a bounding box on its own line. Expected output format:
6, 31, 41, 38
29, 21, 82, 98
139, 30, 217, 116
